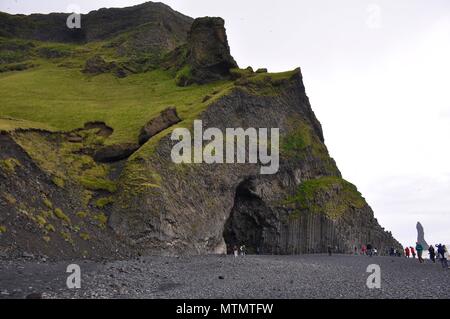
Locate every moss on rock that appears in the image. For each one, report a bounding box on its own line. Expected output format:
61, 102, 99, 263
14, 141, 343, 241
0, 158, 21, 174
95, 196, 114, 208
54, 208, 71, 224
93, 212, 108, 229
78, 176, 117, 193
286, 177, 366, 219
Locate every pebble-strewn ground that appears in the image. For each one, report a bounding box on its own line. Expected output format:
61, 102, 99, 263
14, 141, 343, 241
0, 254, 449, 299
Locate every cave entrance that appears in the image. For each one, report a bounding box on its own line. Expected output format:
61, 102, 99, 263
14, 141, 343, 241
223, 178, 276, 254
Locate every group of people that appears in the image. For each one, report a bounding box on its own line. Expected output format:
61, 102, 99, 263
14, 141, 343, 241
229, 243, 448, 267
354, 244, 378, 256
388, 247, 403, 257
405, 243, 449, 268
233, 245, 246, 258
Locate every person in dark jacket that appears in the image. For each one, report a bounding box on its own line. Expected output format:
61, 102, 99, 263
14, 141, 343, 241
436, 244, 449, 268
428, 245, 436, 263
367, 244, 373, 257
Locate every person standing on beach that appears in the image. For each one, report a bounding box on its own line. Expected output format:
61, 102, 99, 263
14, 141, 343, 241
411, 246, 416, 259
233, 245, 239, 258
240, 245, 246, 256
405, 247, 410, 258
416, 242, 424, 263
443, 245, 449, 269
428, 245, 436, 263
436, 244, 449, 268
361, 245, 367, 256
367, 244, 373, 257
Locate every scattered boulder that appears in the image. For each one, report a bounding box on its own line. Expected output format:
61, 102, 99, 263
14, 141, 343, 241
83, 55, 115, 74
138, 107, 181, 145
114, 67, 128, 78
256, 68, 268, 73
82, 55, 129, 78
230, 68, 254, 80
37, 47, 69, 59
22, 251, 34, 259
67, 133, 83, 143
94, 143, 140, 163
0, 62, 36, 73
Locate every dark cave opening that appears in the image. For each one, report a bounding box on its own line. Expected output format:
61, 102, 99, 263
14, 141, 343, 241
223, 178, 276, 254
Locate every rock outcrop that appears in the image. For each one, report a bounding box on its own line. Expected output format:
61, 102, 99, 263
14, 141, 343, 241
82, 55, 129, 78
175, 17, 238, 86
94, 143, 140, 163
187, 17, 238, 81
138, 107, 181, 145
416, 222, 428, 248
83, 55, 115, 74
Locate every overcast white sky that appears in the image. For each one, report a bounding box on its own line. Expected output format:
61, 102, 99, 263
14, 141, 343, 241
1, 0, 449, 248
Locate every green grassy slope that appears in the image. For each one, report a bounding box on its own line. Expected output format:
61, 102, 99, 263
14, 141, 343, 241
0, 61, 231, 145
0, 35, 300, 151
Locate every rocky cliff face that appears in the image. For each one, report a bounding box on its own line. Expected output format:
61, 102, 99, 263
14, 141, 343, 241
0, 2, 193, 55
0, 2, 402, 260
109, 68, 401, 255
0, 131, 131, 259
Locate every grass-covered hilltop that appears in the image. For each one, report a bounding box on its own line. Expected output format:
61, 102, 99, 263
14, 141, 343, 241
0, 1, 402, 260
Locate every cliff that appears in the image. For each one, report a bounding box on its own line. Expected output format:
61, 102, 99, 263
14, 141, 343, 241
0, 2, 402, 260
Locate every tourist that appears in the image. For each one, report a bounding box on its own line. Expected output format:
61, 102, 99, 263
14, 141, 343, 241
428, 245, 436, 263
405, 247, 410, 258
327, 245, 332, 256
233, 245, 239, 258
361, 245, 367, 255
444, 245, 449, 269
354, 246, 358, 255
436, 244, 449, 269
416, 242, 424, 263
240, 245, 246, 256
436, 244, 444, 258
411, 246, 416, 259
367, 244, 373, 257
